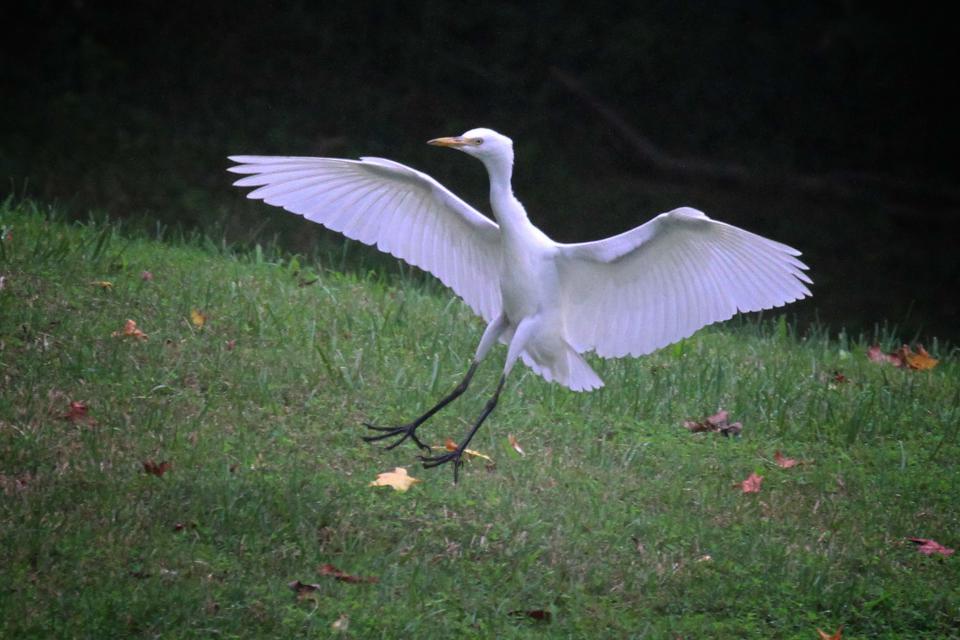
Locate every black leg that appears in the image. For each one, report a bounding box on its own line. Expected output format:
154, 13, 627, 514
419, 374, 506, 483
362, 362, 479, 452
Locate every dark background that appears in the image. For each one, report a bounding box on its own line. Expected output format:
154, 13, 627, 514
2, 2, 957, 340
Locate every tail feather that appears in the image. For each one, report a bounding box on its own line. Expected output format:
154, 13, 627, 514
520, 342, 604, 392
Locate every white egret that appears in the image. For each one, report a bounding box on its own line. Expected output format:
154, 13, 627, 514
228, 128, 811, 480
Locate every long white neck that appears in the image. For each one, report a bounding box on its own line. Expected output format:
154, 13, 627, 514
482, 155, 528, 230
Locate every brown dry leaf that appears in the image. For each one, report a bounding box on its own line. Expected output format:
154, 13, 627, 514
112, 319, 149, 341
62, 401, 89, 422
90, 280, 113, 290
738, 472, 763, 493
444, 438, 493, 462
143, 460, 172, 477
369, 467, 420, 492
318, 563, 379, 584
190, 309, 208, 328
682, 419, 710, 433
508, 434, 525, 457
816, 625, 843, 639
141, 270, 154, 281
288, 579, 322, 600
907, 537, 955, 557
683, 409, 742, 436
774, 450, 800, 469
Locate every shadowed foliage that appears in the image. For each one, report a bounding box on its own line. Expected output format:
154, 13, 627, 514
0, 2, 957, 339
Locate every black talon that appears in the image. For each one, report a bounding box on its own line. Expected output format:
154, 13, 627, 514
416, 374, 506, 484
361, 366, 504, 485
419, 449, 465, 483
362, 422, 431, 452
360, 362, 479, 453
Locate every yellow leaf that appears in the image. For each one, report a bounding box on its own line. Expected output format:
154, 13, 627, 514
904, 345, 938, 370
508, 433, 525, 457
90, 280, 113, 289
369, 467, 420, 492
444, 438, 493, 462
190, 308, 207, 328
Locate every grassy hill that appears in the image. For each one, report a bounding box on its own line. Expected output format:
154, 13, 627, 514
1, 200, 957, 638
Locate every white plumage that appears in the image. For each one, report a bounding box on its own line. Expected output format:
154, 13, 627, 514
229, 128, 810, 479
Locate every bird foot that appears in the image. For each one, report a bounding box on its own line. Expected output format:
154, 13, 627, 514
362, 422, 432, 453
419, 448, 465, 483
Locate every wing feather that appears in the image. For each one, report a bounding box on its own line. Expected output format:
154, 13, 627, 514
229, 155, 502, 321
558, 207, 811, 358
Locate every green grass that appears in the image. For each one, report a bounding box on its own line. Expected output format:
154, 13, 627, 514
1, 199, 958, 638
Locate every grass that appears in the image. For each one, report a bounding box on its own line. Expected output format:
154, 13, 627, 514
1, 199, 958, 638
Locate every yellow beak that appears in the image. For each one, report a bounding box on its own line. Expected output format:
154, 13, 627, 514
427, 136, 468, 148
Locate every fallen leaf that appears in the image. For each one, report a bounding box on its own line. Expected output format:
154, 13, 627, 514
903, 345, 939, 371
738, 472, 763, 493
225, 339, 237, 351
0, 275, 5, 290
369, 467, 420, 492
331, 613, 349, 632
288, 579, 322, 600
141, 270, 154, 281
683, 409, 742, 436
774, 450, 799, 469
832, 371, 848, 384
444, 438, 493, 461
509, 609, 551, 622
112, 319, 149, 341
62, 401, 89, 422
867, 344, 898, 365
508, 434, 525, 456
143, 460, 172, 477
318, 563, 379, 584
90, 280, 113, 289
816, 624, 843, 639
907, 537, 955, 557
868, 344, 938, 370
190, 309, 208, 328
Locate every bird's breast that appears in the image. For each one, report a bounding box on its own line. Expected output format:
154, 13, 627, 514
498, 237, 560, 324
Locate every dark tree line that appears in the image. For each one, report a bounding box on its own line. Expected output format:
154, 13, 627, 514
2, 2, 956, 338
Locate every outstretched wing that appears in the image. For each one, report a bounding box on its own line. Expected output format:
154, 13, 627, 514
557, 207, 811, 358
228, 155, 503, 322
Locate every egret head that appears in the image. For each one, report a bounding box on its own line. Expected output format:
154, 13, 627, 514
428, 128, 514, 168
